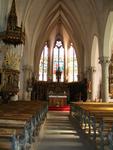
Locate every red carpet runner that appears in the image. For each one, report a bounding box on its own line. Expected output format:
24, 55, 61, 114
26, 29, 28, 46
48, 105, 70, 111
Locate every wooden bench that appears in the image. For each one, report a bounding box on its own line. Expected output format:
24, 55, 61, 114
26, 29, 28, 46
0, 101, 48, 150
0, 128, 24, 150
70, 102, 113, 150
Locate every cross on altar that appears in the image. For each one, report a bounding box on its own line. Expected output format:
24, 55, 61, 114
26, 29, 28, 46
56, 67, 62, 82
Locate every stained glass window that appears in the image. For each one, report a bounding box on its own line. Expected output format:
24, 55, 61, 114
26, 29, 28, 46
53, 40, 64, 82
39, 44, 48, 81
39, 42, 78, 82
68, 43, 78, 82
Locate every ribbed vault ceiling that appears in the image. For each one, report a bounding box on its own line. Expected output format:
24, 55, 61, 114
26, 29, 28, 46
1, 0, 100, 70
19, 0, 97, 69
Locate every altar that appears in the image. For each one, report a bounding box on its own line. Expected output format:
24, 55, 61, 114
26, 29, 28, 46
48, 95, 67, 106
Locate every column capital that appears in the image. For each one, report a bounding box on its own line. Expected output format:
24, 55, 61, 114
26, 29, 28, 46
99, 56, 110, 64
87, 66, 96, 73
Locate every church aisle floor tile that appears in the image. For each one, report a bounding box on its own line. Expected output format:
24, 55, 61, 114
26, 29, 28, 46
37, 111, 96, 150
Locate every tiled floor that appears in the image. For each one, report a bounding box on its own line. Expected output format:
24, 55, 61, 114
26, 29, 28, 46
36, 111, 96, 150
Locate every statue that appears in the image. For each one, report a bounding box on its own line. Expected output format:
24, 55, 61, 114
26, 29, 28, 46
56, 67, 62, 82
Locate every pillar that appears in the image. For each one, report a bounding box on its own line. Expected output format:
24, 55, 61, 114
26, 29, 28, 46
21, 65, 33, 100
47, 46, 52, 81
99, 56, 110, 102
86, 66, 96, 101
90, 67, 96, 100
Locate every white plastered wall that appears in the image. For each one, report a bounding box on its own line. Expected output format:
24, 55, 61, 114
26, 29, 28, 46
91, 36, 101, 100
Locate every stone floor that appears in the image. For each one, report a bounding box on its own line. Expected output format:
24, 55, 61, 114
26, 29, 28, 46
31, 111, 96, 150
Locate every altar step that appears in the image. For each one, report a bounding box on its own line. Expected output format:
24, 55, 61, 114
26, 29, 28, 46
48, 105, 70, 111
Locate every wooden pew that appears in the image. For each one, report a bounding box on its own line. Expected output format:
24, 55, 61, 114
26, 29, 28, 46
70, 102, 113, 150
0, 128, 21, 150
0, 101, 48, 150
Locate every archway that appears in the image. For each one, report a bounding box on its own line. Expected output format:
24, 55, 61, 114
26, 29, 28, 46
103, 12, 113, 57
103, 11, 113, 101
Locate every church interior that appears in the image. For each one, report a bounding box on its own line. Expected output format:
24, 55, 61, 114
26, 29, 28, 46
0, 0, 113, 149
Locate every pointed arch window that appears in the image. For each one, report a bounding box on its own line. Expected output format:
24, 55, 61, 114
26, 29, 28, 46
68, 43, 78, 82
39, 44, 48, 81
38, 42, 78, 82
53, 40, 64, 82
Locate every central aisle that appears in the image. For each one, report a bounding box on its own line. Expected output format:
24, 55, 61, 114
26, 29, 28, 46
37, 111, 96, 150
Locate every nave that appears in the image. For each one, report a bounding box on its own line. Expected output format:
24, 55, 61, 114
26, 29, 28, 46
36, 111, 95, 150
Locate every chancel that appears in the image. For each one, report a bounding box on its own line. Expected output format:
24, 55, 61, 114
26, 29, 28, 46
0, 0, 113, 150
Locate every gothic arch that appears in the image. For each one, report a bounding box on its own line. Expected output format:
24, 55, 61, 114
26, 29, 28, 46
103, 11, 113, 57
33, 2, 84, 73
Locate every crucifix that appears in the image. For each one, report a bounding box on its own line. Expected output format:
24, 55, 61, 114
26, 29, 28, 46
55, 40, 62, 82
56, 67, 62, 82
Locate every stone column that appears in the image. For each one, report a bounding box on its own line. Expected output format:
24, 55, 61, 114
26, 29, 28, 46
90, 67, 96, 100
99, 56, 110, 102
47, 46, 52, 81
21, 65, 33, 100
79, 71, 84, 81
86, 66, 91, 81
86, 66, 96, 100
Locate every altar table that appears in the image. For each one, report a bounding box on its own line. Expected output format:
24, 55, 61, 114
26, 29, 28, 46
48, 96, 67, 106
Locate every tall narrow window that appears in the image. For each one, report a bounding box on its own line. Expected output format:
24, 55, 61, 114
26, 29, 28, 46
68, 43, 78, 82
38, 42, 78, 82
39, 44, 48, 81
53, 40, 64, 82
